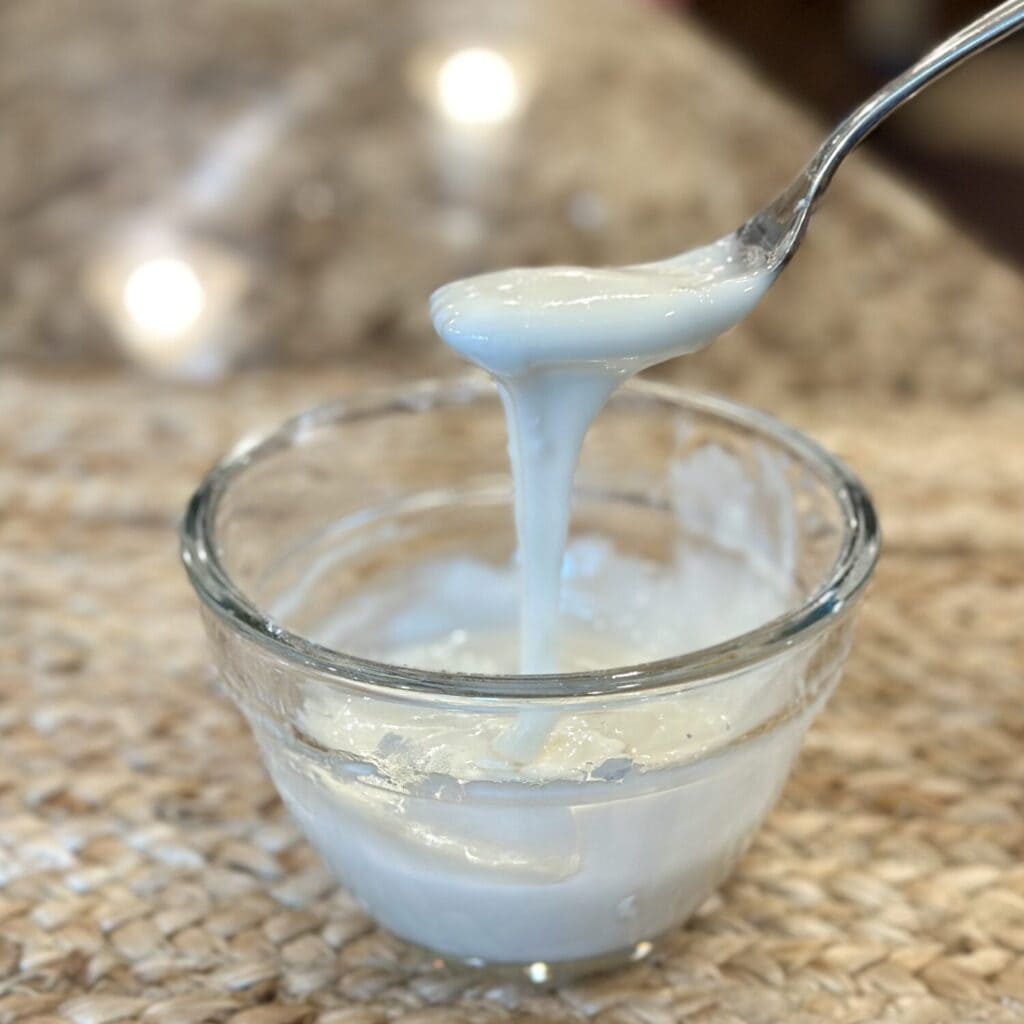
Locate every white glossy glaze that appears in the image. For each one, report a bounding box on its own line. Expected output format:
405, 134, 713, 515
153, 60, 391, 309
431, 238, 775, 753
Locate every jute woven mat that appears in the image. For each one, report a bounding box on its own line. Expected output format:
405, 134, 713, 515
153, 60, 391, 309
2, 370, 1024, 1023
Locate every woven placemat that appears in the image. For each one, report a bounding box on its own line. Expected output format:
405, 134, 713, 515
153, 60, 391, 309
2, 371, 1024, 1023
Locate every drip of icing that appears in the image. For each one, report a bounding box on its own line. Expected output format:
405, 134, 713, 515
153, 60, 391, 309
265, 239, 796, 967
430, 237, 776, 740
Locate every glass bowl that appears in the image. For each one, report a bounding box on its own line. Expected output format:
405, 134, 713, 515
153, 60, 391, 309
181, 376, 879, 982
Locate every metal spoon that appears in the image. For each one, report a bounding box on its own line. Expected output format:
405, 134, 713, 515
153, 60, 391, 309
738, 0, 1024, 273
431, 0, 1024, 374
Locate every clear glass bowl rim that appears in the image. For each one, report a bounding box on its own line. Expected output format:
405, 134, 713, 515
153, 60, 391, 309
180, 375, 880, 700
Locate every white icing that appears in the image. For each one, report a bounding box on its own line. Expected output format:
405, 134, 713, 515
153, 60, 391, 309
267, 700, 809, 965
297, 538, 795, 782
429, 239, 770, 376
430, 238, 775, 692
268, 541, 816, 966
266, 236, 794, 966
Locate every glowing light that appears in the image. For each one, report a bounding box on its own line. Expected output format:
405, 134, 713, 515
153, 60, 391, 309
436, 48, 520, 125
122, 257, 205, 339
526, 961, 550, 984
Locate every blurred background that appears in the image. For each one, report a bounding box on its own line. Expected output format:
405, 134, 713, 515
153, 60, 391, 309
693, 0, 1024, 265
1, 0, 1020, 383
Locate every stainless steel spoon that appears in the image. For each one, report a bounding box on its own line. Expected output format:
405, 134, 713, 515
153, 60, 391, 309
430, 0, 1024, 376
738, 0, 1024, 272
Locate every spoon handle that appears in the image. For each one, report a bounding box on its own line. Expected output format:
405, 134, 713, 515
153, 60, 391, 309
808, 0, 1024, 200
743, 0, 1024, 265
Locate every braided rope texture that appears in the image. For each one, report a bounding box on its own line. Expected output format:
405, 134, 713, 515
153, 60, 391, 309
2, 370, 1023, 1023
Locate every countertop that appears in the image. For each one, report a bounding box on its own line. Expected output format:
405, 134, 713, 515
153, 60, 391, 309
3, 0, 1022, 396
2, 1, 1024, 1022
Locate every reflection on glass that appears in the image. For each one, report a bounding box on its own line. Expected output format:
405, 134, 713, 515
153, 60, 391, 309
526, 961, 550, 984
436, 47, 521, 125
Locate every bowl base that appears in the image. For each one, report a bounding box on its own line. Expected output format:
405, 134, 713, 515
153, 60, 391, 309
408, 934, 662, 986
